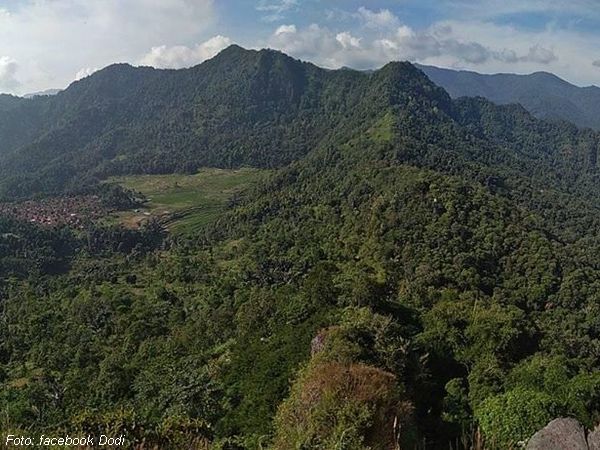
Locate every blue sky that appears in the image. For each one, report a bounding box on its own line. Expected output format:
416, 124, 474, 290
1, 0, 600, 94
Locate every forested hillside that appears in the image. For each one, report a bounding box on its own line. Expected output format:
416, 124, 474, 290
0, 46, 375, 200
418, 63, 600, 130
1, 47, 600, 449
0, 94, 25, 112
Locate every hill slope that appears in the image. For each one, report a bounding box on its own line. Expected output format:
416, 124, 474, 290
418, 64, 600, 130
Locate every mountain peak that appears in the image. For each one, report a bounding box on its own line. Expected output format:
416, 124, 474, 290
374, 61, 452, 106
528, 70, 572, 86
98, 62, 140, 74
211, 44, 303, 66
0, 93, 20, 100
215, 43, 249, 58
378, 61, 437, 83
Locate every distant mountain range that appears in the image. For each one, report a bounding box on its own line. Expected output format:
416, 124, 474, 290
23, 88, 62, 99
417, 64, 600, 130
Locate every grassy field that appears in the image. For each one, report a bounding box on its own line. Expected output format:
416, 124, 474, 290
109, 168, 266, 234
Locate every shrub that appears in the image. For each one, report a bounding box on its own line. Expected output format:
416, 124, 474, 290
475, 387, 560, 448
272, 361, 414, 450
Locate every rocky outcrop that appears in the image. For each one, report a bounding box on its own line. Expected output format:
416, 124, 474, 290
526, 418, 600, 450
588, 425, 600, 450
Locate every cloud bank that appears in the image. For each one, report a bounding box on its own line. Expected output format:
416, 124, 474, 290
267, 10, 558, 71
139, 36, 232, 69
0, 0, 216, 94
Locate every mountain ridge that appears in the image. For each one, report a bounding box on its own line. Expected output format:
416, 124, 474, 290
417, 63, 600, 130
1, 45, 599, 208
0, 48, 439, 199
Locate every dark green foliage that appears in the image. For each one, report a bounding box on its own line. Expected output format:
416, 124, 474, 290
0, 94, 25, 111
3, 46, 600, 207
94, 183, 142, 209
0, 216, 77, 278
475, 387, 559, 448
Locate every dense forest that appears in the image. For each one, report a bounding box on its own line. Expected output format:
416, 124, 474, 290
1, 46, 600, 202
1, 46, 600, 449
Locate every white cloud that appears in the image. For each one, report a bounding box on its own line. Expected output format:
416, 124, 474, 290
357, 7, 400, 29
275, 24, 297, 35
268, 24, 342, 67
0, 1, 599, 93
0, 56, 20, 91
267, 21, 520, 70
417, 19, 600, 85
0, 0, 216, 93
336, 32, 361, 49
264, 6, 588, 84
524, 45, 557, 64
74, 67, 99, 81
396, 25, 415, 40
139, 35, 232, 69
256, 0, 298, 22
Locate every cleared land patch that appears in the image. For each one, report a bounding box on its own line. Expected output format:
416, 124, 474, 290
109, 168, 265, 234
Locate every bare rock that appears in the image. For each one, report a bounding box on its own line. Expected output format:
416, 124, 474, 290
310, 329, 328, 356
310, 326, 340, 356
526, 418, 587, 450
588, 425, 600, 450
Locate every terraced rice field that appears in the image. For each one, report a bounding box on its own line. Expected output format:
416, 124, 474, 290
109, 168, 266, 234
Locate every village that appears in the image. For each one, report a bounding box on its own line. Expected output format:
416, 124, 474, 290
0, 195, 109, 228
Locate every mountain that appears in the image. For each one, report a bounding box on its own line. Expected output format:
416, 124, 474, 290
1, 46, 600, 203
2, 46, 600, 448
23, 88, 62, 98
418, 63, 600, 130
0, 46, 384, 199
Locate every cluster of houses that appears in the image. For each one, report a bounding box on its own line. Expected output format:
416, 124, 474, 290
0, 196, 107, 228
